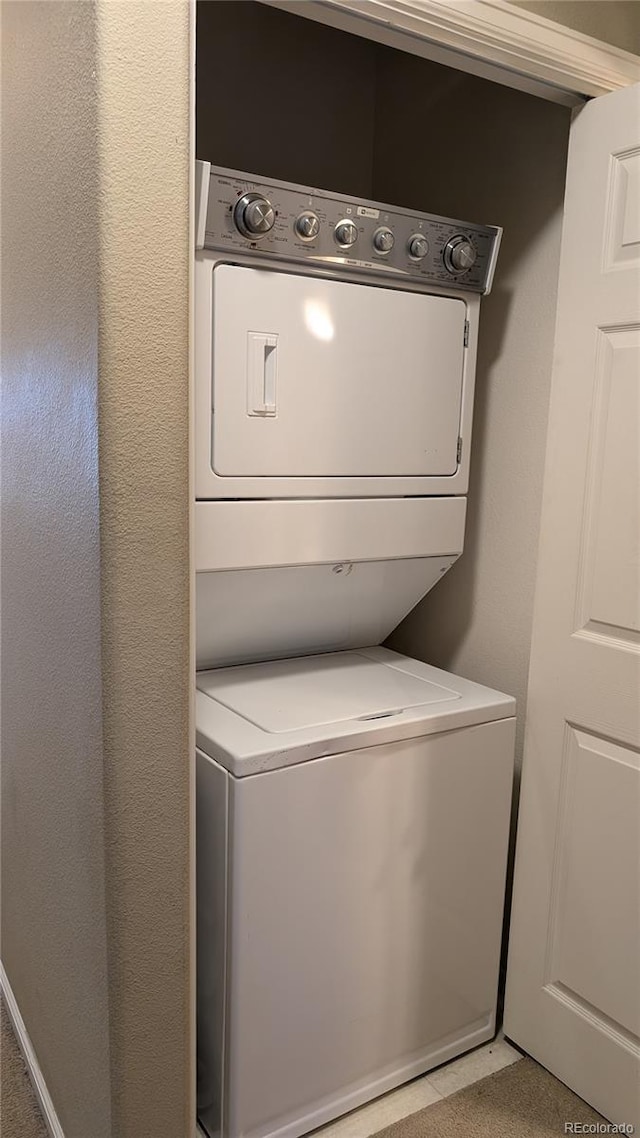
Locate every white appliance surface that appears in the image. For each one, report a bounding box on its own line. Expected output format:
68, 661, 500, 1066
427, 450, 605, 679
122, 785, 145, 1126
195, 557, 459, 671
202, 649, 461, 731
194, 497, 467, 573
212, 265, 466, 478
194, 254, 480, 501
196, 655, 515, 1138
194, 497, 466, 670
196, 646, 515, 775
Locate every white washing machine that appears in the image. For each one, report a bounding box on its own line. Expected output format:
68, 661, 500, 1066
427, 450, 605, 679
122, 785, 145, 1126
193, 165, 512, 1138
196, 648, 515, 1138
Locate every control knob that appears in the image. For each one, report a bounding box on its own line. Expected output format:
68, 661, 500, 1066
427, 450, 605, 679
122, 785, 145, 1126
444, 235, 477, 274
334, 220, 358, 248
234, 192, 275, 239
373, 227, 395, 254
408, 234, 429, 260
295, 211, 320, 240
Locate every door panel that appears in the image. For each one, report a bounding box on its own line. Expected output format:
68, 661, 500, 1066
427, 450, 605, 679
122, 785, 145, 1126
212, 265, 466, 477
576, 326, 639, 639
504, 83, 640, 1129
548, 729, 640, 1039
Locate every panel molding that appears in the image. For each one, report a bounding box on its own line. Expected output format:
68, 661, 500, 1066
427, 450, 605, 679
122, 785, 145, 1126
575, 621, 640, 654
574, 323, 640, 648
604, 148, 640, 272
543, 725, 640, 1038
542, 721, 575, 986
264, 0, 640, 103
543, 723, 640, 988
544, 981, 640, 1055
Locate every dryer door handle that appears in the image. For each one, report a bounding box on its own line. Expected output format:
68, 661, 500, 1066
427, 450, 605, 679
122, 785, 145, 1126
247, 332, 277, 417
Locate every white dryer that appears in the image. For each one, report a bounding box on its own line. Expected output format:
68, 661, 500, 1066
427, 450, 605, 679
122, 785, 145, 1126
194, 163, 500, 503
196, 647, 515, 1138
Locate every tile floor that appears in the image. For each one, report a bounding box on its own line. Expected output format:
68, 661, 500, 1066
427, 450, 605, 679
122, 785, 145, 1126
197, 1036, 523, 1138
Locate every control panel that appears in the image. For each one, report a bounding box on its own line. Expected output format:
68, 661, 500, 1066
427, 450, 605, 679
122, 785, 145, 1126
197, 163, 502, 294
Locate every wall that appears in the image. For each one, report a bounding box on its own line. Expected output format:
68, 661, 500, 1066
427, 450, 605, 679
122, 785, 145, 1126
507, 0, 640, 55
95, 1, 192, 1135
0, 4, 112, 1136
376, 53, 571, 778
1, 2, 193, 1136
196, 0, 377, 196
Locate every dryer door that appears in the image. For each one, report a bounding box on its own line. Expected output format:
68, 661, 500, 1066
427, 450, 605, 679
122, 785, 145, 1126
211, 265, 466, 479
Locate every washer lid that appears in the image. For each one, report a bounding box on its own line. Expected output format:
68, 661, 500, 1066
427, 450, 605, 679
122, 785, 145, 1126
198, 650, 461, 733
196, 647, 516, 776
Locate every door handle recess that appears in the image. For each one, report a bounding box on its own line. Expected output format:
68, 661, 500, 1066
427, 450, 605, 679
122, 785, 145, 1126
247, 332, 277, 416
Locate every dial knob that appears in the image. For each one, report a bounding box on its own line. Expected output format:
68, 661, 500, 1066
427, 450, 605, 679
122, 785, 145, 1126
295, 211, 320, 240
234, 192, 275, 238
334, 220, 358, 248
408, 234, 429, 260
444, 235, 477, 274
373, 227, 395, 254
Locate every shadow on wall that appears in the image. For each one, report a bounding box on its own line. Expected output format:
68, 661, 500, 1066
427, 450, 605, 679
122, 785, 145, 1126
380, 55, 572, 773
196, 0, 378, 196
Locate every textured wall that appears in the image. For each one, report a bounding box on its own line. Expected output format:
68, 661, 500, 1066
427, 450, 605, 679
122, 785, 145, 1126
1, 2, 193, 1135
0, 4, 112, 1136
507, 0, 640, 54
95, 1, 193, 1135
376, 54, 571, 777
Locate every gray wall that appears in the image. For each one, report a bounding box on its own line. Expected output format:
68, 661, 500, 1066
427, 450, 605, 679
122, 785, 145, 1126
1, 2, 193, 1135
1, 4, 112, 1136
374, 53, 571, 777
507, 0, 640, 54
95, 2, 193, 1133
196, 0, 377, 195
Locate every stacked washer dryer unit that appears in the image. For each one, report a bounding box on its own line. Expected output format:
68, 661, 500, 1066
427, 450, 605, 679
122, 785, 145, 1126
194, 163, 515, 1138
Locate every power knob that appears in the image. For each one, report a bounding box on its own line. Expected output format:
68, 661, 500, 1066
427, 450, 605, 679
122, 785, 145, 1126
334, 220, 358, 248
234, 192, 275, 239
373, 227, 395, 254
295, 211, 320, 240
444, 235, 477, 274
408, 234, 429, 260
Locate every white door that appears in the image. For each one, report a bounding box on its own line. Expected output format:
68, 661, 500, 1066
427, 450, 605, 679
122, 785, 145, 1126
504, 83, 640, 1129
212, 265, 466, 477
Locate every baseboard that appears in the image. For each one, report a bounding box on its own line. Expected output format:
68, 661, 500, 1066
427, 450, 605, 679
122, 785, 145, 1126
0, 961, 66, 1138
